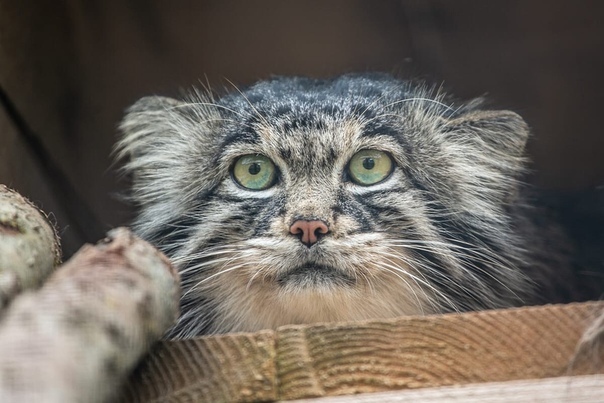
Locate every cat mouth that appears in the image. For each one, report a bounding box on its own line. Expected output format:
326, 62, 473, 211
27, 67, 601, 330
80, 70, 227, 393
276, 264, 356, 288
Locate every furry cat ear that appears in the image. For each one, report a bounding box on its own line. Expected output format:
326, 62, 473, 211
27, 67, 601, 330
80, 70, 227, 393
437, 110, 531, 204
116, 94, 220, 165
116, 96, 186, 160
115, 95, 220, 208
444, 110, 530, 158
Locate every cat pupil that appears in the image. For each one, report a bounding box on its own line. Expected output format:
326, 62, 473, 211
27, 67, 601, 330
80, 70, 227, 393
248, 163, 261, 175
363, 158, 375, 170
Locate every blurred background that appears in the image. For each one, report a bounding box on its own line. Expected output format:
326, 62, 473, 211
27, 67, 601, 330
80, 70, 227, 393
1, 0, 603, 257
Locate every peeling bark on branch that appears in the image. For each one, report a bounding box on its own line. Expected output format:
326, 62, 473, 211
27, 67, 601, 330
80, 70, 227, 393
0, 227, 180, 403
0, 184, 61, 310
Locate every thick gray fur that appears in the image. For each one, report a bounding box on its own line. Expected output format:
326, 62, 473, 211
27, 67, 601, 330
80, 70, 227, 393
116, 74, 575, 338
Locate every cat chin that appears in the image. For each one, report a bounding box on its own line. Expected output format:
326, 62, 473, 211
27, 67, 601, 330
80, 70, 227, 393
202, 269, 436, 334
212, 289, 432, 334
276, 264, 356, 288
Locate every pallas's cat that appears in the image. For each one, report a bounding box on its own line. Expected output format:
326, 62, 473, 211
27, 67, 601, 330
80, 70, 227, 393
116, 74, 574, 338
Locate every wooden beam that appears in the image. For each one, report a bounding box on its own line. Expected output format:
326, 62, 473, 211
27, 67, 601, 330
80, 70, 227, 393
121, 302, 604, 402
288, 374, 604, 403
122, 331, 277, 402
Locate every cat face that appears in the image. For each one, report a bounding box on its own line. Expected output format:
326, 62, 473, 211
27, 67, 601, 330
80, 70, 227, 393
117, 74, 533, 337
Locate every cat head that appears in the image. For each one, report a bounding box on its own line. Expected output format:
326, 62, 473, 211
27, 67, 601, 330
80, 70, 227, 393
116, 74, 532, 337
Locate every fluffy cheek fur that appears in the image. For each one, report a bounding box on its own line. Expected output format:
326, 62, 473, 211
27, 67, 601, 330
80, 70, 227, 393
184, 235, 437, 334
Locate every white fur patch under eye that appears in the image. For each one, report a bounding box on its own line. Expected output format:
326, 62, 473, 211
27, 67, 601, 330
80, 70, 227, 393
345, 168, 400, 195
224, 177, 280, 198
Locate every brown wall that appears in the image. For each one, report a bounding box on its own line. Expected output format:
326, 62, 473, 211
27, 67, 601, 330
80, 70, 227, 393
1, 0, 603, 255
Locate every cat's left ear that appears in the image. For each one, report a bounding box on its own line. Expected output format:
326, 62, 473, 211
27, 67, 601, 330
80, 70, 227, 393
443, 110, 530, 159
438, 110, 530, 204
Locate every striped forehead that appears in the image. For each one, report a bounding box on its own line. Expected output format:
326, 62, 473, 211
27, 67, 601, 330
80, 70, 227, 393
215, 100, 414, 179
223, 114, 365, 172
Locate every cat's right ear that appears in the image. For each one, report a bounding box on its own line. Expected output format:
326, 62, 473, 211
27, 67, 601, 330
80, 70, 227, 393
116, 96, 186, 161
115, 95, 221, 206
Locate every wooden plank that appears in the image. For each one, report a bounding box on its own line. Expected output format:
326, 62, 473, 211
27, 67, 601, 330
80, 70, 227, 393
276, 302, 604, 400
288, 374, 604, 403
121, 302, 603, 402
121, 331, 277, 403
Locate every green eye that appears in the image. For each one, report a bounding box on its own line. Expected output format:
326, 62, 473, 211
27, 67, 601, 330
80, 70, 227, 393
348, 150, 393, 185
232, 154, 277, 190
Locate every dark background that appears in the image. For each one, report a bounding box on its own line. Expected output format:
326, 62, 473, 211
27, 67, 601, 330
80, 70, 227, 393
1, 0, 603, 256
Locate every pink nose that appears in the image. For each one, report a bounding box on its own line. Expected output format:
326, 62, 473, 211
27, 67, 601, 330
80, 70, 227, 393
289, 220, 329, 247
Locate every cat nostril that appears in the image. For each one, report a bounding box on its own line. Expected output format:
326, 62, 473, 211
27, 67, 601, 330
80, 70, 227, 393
289, 220, 329, 247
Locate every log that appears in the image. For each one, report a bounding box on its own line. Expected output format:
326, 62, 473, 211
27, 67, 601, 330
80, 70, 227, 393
0, 227, 180, 403
0, 184, 61, 310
